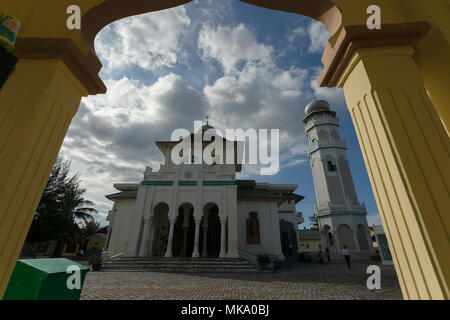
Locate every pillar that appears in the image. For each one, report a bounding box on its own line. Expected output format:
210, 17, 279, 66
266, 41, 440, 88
332, 231, 340, 253
0, 59, 87, 298
164, 218, 176, 258
192, 218, 201, 258
219, 219, 227, 258
337, 46, 450, 299
226, 186, 239, 258
352, 231, 360, 252
138, 218, 152, 257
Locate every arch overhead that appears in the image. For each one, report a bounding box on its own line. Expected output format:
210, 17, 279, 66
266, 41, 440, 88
337, 224, 355, 250
239, 0, 342, 35
82, 0, 193, 55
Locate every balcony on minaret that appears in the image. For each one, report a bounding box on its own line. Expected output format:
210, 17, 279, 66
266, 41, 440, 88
308, 138, 347, 153
304, 116, 340, 132
314, 201, 367, 217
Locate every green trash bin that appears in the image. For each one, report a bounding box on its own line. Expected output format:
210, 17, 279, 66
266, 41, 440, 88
3, 258, 89, 300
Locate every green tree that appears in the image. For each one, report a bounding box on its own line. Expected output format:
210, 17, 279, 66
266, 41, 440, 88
80, 220, 101, 238
25, 155, 98, 255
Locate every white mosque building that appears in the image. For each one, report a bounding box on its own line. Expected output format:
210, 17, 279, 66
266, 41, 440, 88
103, 123, 304, 265
303, 100, 374, 257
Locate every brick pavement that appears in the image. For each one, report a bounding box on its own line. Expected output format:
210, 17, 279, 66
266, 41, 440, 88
80, 261, 402, 300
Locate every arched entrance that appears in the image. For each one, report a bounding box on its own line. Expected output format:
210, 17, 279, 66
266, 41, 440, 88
337, 224, 355, 251
173, 203, 195, 257
200, 203, 220, 258
151, 202, 170, 256
323, 225, 335, 249
279, 219, 297, 257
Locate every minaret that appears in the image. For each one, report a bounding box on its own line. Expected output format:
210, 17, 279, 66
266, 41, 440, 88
303, 100, 373, 254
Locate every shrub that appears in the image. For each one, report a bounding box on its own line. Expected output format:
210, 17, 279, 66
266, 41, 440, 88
88, 255, 102, 265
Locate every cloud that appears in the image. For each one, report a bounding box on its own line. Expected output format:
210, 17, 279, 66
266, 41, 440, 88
199, 23, 312, 174
307, 21, 330, 54
95, 6, 191, 72
286, 21, 330, 55
198, 23, 274, 74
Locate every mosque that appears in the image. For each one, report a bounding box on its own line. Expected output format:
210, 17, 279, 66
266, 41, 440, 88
103, 100, 373, 265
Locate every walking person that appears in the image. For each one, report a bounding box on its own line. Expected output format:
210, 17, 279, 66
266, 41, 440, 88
341, 245, 351, 268
325, 247, 330, 262
317, 250, 325, 264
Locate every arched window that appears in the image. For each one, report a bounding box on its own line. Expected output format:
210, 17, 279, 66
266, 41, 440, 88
328, 232, 334, 246
327, 161, 337, 172
246, 212, 260, 244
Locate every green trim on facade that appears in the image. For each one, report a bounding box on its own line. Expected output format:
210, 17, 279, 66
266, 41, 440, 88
141, 181, 174, 186
179, 181, 197, 186
203, 181, 236, 186
278, 210, 294, 214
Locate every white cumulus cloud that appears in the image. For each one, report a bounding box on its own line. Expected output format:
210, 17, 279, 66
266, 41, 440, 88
95, 7, 191, 72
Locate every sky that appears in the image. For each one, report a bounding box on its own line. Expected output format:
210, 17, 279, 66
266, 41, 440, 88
60, 0, 382, 228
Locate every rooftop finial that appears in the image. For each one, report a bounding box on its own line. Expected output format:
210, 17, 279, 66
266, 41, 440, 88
206, 115, 209, 125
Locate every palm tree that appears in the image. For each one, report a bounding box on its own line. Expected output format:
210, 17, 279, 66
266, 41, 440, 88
61, 176, 98, 224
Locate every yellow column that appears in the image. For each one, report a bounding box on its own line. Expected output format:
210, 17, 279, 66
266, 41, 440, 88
337, 46, 450, 299
0, 59, 87, 298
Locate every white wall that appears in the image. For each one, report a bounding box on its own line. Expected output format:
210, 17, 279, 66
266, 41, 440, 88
237, 200, 283, 264
107, 199, 136, 255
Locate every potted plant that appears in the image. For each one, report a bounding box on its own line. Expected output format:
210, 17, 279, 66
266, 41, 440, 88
88, 255, 103, 271
256, 253, 271, 271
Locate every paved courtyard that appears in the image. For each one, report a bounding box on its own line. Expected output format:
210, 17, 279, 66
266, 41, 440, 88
81, 261, 402, 300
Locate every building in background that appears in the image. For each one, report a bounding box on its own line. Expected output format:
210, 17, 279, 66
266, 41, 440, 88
298, 230, 322, 253
373, 224, 393, 265
303, 100, 374, 258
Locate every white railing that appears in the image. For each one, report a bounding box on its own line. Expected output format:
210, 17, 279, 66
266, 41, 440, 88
305, 117, 340, 131
308, 139, 347, 153
102, 252, 125, 262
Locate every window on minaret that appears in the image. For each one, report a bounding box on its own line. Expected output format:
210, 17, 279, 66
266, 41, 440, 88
327, 161, 337, 172
247, 212, 260, 244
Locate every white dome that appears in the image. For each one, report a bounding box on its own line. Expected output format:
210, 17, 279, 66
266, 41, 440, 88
305, 100, 330, 116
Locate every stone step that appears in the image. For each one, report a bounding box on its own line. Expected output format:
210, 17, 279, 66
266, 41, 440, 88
101, 257, 259, 273
104, 260, 253, 266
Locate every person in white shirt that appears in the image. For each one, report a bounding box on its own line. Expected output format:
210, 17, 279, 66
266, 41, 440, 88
341, 245, 351, 268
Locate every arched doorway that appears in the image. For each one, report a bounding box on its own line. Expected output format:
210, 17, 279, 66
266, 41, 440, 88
173, 203, 195, 257
151, 202, 170, 256
337, 224, 356, 251
200, 203, 220, 258
357, 224, 369, 251
323, 225, 334, 248
279, 219, 297, 257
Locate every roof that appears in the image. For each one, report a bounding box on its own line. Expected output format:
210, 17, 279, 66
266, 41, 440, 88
298, 230, 321, 240
237, 180, 304, 203
106, 179, 304, 203
105, 191, 137, 200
